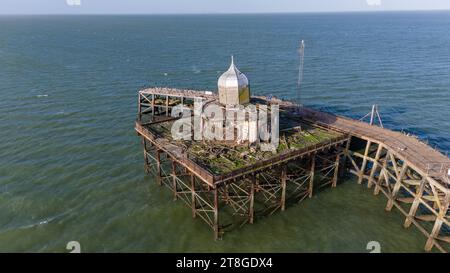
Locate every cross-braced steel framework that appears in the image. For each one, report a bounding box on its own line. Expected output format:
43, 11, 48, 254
141, 137, 346, 240
346, 138, 449, 252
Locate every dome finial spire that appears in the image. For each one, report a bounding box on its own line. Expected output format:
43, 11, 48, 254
218, 55, 250, 105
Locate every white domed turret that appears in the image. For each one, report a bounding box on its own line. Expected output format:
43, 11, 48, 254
218, 56, 250, 105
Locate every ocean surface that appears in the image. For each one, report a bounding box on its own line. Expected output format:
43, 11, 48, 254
0, 12, 449, 252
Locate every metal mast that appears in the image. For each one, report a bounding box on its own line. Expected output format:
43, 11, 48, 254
360, 104, 384, 128
297, 40, 305, 106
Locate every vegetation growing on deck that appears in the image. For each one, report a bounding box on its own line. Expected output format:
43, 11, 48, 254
148, 120, 341, 175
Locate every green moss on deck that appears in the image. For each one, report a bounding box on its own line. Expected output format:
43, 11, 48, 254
147, 119, 342, 175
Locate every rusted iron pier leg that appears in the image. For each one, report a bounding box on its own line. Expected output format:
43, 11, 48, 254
404, 178, 425, 228
281, 166, 287, 211
340, 138, 351, 177
368, 144, 383, 189
213, 187, 219, 240
172, 160, 178, 200
374, 151, 389, 196
223, 184, 230, 203
309, 154, 316, 198
332, 154, 340, 188
249, 176, 255, 224
358, 140, 371, 184
142, 137, 149, 173
191, 173, 196, 218
426, 219, 445, 252
425, 192, 449, 251
385, 163, 408, 211
156, 150, 162, 186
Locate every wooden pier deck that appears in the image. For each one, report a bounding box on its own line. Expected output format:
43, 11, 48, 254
299, 107, 450, 183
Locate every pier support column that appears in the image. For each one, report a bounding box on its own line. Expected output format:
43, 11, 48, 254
425, 218, 444, 252
309, 154, 316, 198
213, 187, 219, 240
425, 191, 449, 251
368, 144, 383, 189
191, 174, 197, 218
142, 137, 149, 173
156, 150, 162, 186
386, 163, 408, 211
374, 151, 390, 196
404, 178, 425, 228
281, 166, 287, 211
340, 138, 351, 177
223, 184, 230, 203
249, 176, 255, 224
358, 140, 371, 184
332, 154, 340, 188
172, 160, 178, 200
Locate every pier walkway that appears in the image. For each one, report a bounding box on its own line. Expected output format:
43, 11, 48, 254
299, 107, 450, 184
299, 107, 449, 252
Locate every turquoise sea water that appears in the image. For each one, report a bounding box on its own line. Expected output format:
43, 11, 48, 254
0, 12, 449, 252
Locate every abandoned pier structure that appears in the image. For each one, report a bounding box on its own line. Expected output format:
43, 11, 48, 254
137, 86, 349, 233
136, 48, 448, 252
135, 87, 449, 253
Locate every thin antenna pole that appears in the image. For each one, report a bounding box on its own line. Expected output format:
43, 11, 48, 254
369, 105, 376, 125
361, 104, 384, 128
297, 40, 305, 106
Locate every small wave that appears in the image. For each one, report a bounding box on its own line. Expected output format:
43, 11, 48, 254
192, 66, 201, 74
0, 208, 76, 235
36, 94, 48, 98
65, 65, 79, 69
17, 217, 54, 230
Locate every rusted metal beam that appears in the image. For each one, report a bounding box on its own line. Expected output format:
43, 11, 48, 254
191, 173, 196, 218
332, 153, 340, 188
156, 149, 162, 186
404, 178, 425, 228
281, 166, 287, 211
249, 175, 255, 224
358, 140, 371, 184
368, 143, 383, 188
309, 154, 316, 198
213, 187, 219, 240
172, 160, 178, 200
